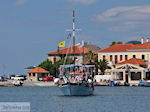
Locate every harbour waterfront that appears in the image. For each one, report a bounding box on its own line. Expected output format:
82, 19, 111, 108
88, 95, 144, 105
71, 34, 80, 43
0, 87, 150, 112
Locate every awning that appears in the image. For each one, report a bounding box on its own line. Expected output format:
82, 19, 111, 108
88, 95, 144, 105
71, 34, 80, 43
64, 65, 90, 69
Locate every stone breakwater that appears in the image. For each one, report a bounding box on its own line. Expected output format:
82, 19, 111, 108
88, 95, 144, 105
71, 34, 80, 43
0, 80, 14, 86
23, 80, 56, 87
0, 80, 56, 87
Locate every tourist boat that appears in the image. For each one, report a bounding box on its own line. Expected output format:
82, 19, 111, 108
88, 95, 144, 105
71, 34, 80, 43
55, 11, 95, 96
58, 65, 95, 96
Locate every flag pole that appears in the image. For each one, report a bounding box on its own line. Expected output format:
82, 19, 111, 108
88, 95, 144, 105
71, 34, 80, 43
57, 46, 60, 58
82, 41, 85, 65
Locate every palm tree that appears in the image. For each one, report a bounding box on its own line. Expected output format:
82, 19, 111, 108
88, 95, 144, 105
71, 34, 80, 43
84, 50, 98, 65
98, 59, 109, 75
84, 50, 98, 74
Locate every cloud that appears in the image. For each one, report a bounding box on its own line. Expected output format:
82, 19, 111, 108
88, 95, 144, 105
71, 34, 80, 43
96, 5, 150, 22
16, 0, 28, 6
96, 5, 150, 31
68, 0, 96, 5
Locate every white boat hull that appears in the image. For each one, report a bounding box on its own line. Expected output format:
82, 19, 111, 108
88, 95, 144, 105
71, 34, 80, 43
144, 81, 150, 87
59, 84, 94, 96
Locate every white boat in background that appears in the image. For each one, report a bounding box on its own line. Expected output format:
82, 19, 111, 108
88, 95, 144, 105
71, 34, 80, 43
143, 80, 150, 87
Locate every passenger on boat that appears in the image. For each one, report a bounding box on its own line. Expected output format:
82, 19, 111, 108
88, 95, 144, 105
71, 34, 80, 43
63, 76, 68, 84
58, 78, 63, 85
69, 75, 76, 83
82, 74, 87, 83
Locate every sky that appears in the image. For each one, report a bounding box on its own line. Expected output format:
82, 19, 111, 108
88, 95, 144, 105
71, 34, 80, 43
1, 0, 150, 75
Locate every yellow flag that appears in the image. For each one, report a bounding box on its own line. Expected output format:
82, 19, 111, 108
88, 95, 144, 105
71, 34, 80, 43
58, 41, 66, 47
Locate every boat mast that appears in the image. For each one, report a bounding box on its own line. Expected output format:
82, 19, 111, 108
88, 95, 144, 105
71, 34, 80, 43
67, 10, 81, 65
72, 10, 76, 63
72, 10, 75, 48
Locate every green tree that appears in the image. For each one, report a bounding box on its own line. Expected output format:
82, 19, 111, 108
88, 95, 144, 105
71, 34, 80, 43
51, 58, 73, 77
38, 59, 54, 75
84, 50, 98, 74
38, 59, 52, 71
85, 50, 98, 65
110, 41, 116, 46
110, 41, 123, 46
39, 58, 73, 77
98, 59, 110, 75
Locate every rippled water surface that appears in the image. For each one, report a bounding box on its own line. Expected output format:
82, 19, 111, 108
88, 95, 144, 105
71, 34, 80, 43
0, 86, 150, 112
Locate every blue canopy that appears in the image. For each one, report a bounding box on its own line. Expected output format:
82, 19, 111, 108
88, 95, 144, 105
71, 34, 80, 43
24, 66, 36, 69
64, 65, 90, 69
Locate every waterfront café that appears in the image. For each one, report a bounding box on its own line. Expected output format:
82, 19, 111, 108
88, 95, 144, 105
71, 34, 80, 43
111, 58, 150, 84
27, 67, 49, 81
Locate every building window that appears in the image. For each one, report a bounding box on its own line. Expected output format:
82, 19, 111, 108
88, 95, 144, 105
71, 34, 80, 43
120, 55, 123, 61
103, 55, 106, 60
110, 55, 113, 61
133, 55, 136, 58
33, 73, 35, 77
42, 73, 46, 77
131, 72, 141, 80
53, 57, 56, 62
125, 55, 128, 60
146, 72, 150, 80
29, 73, 31, 76
142, 55, 145, 60
116, 72, 123, 80
115, 55, 118, 63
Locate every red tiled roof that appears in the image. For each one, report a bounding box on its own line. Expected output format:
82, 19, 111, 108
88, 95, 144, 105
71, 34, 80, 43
27, 67, 49, 73
99, 44, 135, 52
99, 42, 150, 52
117, 58, 147, 65
130, 42, 150, 50
48, 45, 98, 55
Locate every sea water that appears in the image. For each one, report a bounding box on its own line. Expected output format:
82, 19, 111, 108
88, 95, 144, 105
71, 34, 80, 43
0, 86, 150, 112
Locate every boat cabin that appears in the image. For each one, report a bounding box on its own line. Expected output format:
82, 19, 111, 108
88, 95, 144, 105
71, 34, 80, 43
59, 65, 96, 83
